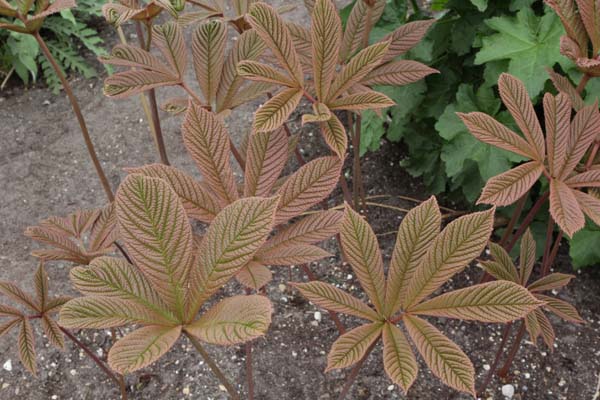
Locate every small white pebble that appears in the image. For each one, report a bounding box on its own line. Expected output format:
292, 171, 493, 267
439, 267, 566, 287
278, 284, 286, 292
546, 367, 552, 372
502, 384, 515, 399
51, 396, 58, 400
3, 360, 11, 372
314, 311, 322, 322
182, 386, 190, 395
387, 385, 394, 391
70, 369, 77, 376
524, 373, 531, 379
347, 274, 353, 280
219, 385, 226, 392
1, 383, 9, 389
292, 351, 298, 357
558, 378, 566, 387
483, 364, 490, 371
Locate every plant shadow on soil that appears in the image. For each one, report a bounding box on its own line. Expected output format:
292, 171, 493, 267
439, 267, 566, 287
0, 4, 599, 400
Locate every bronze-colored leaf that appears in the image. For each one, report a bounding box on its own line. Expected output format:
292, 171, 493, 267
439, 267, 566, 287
0, 281, 39, 312
236, 262, 272, 290
319, 114, 348, 159
478, 162, 544, 206
256, 245, 331, 266
363, 60, 438, 87
339, 0, 386, 62
152, 22, 187, 78
573, 190, 600, 226
520, 229, 537, 285
528, 273, 574, 292
253, 88, 303, 132
18, 318, 37, 376
326, 322, 383, 371
328, 91, 395, 111
544, 93, 572, 177
244, 128, 288, 197
535, 294, 584, 323
381, 19, 435, 63
311, 0, 342, 100
382, 322, 418, 393
487, 242, 520, 282
549, 179, 585, 237
547, 68, 585, 111
193, 20, 227, 107
561, 102, 600, 177
41, 315, 64, 350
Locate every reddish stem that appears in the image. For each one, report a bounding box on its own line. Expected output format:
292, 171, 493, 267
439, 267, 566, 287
336, 340, 377, 400
497, 322, 526, 378
505, 192, 550, 252
477, 322, 513, 396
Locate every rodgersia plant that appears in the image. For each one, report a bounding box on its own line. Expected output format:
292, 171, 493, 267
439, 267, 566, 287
294, 198, 541, 397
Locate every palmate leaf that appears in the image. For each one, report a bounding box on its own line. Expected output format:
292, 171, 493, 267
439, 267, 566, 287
328, 41, 390, 102
362, 61, 438, 87
326, 322, 383, 371
274, 156, 341, 225
69, 257, 174, 321
385, 196, 441, 316
408, 281, 542, 323
498, 73, 546, 161
382, 323, 418, 393
247, 2, 303, 85
311, 0, 341, 100
520, 229, 537, 285
404, 315, 475, 396
575, 0, 600, 52
188, 197, 279, 315
216, 29, 266, 112
39, 209, 99, 239
244, 128, 288, 197
340, 206, 386, 313
546, 0, 588, 54
404, 208, 495, 308
534, 307, 555, 348
477, 161, 545, 206
185, 295, 272, 345
339, 0, 385, 62
108, 325, 181, 374
256, 245, 331, 266
182, 102, 239, 205
0, 318, 21, 338
525, 310, 541, 345
381, 19, 435, 64
104, 70, 180, 98
41, 315, 64, 350
24, 225, 90, 264
0, 281, 39, 312
319, 114, 347, 159
60, 297, 172, 329
566, 169, 600, 187
18, 318, 36, 376
488, 243, 520, 282
253, 88, 303, 132
287, 21, 313, 70
34, 262, 48, 311
292, 281, 379, 321
100, 44, 170, 73
549, 179, 585, 237
193, 20, 227, 108
544, 93, 571, 177
547, 68, 585, 111
127, 164, 220, 223
0, 304, 23, 318
115, 174, 193, 312
88, 203, 118, 253
262, 209, 343, 250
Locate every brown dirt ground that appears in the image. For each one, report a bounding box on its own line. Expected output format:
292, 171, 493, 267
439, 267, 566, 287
0, 2, 599, 400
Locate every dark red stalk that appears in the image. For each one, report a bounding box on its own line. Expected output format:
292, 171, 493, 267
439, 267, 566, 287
336, 340, 377, 400
60, 327, 127, 400
497, 322, 526, 378
33, 32, 114, 202
476, 322, 513, 396
505, 191, 550, 252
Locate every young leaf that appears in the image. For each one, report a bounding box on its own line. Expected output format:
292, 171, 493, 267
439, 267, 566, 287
70, 257, 173, 320
536, 294, 584, 323
527, 273, 574, 292
382, 323, 418, 393
185, 295, 272, 345
104, 70, 180, 98
182, 103, 239, 205
404, 315, 475, 396
549, 179, 585, 237
60, 297, 171, 329
547, 68, 585, 111
457, 112, 539, 160
252, 88, 303, 132
256, 245, 331, 265
385, 196, 441, 316
311, 0, 341, 100
326, 322, 383, 371
404, 208, 495, 308
236, 263, 272, 290
535, 307, 555, 348
237, 60, 297, 87
292, 282, 380, 321
340, 206, 386, 313
127, 164, 220, 223
328, 92, 395, 111
100, 44, 170, 73
573, 190, 600, 226
520, 229, 537, 285
575, 0, 600, 52
0, 304, 23, 318
408, 281, 542, 323
34, 262, 48, 311
41, 315, 64, 350
498, 73, 545, 161
525, 310, 541, 345
339, 0, 385, 61
362, 60, 438, 87
477, 162, 545, 206
319, 114, 348, 159
152, 22, 187, 78
193, 20, 227, 107
262, 209, 342, 250
88, 203, 118, 253
302, 102, 332, 125
116, 174, 193, 311
244, 128, 288, 197
488, 243, 520, 282
328, 41, 390, 101
274, 156, 341, 224
108, 325, 182, 374
566, 170, 600, 187
561, 103, 600, 178
546, 0, 588, 54
247, 2, 303, 85
0, 318, 20, 338
381, 19, 436, 63
18, 318, 36, 376
189, 197, 279, 314
0, 282, 39, 312
544, 93, 571, 177
24, 226, 90, 264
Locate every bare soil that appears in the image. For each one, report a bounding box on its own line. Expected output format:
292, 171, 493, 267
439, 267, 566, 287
0, 2, 599, 400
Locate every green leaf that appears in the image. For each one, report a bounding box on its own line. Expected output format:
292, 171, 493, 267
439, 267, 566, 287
470, 0, 487, 12
569, 224, 600, 268
474, 8, 567, 98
